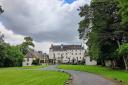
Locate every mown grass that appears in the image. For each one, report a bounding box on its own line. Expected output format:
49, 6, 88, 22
58, 65, 128, 85
0, 66, 69, 85
0, 65, 47, 70
20, 65, 47, 69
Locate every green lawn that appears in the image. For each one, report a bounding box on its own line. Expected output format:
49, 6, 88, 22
58, 65, 128, 85
20, 65, 47, 69
0, 67, 69, 85
1, 65, 47, 70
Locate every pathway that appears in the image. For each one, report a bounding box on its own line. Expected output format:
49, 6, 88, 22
41, 65, 118, 85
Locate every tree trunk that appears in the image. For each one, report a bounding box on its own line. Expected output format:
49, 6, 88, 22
111, 60, 116, 69
116, 40, 120, 47
123, 56, 128, 70
101, 60, 105, 66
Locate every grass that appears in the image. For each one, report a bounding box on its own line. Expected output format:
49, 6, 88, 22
20, 65, 47, 69
58, 65, 128, 85
0, 66, 69, 85
1, 65, 47, 70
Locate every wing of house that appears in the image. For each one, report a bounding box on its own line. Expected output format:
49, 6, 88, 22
22, 50, 48, 66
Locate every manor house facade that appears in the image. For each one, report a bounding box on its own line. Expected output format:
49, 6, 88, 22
49, 44, 85, 64
49, 44, 97, 65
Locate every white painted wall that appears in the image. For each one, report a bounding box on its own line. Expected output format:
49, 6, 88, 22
49, 48, 97, 65
22, 58, 33, 66
105, 60, 111, 67
85, 56, 97, 65
49, 49, 85, 63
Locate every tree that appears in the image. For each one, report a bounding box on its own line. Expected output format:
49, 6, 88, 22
0, 43, 7, 67
117, 43, 128, 70
118, 0, 128, 25
0, 32, 7, 67
6, 46, 24, 67
78, 0, 123, 67
20, 37, 35, 55
78, 4, 91, 40
0, 33, 24, 67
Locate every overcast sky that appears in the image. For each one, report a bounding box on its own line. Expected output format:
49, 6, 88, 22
0, 0, 90, 53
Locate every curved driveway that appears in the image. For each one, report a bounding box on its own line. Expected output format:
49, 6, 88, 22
41, 65, 118, 85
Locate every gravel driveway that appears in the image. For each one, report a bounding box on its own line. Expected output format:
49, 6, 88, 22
41, 65, 118, 85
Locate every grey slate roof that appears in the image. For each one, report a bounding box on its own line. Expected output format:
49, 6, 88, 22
50, 44, 84, 51
24, 50, 44, 58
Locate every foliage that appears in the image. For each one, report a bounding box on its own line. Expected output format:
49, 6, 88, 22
0, 33, 34, 67
117, 43, 128, 70
0, 43, 7, 67
117, 43, 128, 56
78, 0, 126, 67
118, 0, 128, 25
78, 4, 91, 40
20, 36, 35, 55
0, 42, 24, 67
6, 46, 24, 67
90, 0, 120, 61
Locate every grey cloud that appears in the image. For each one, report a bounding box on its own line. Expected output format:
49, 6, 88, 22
0, 0, 89, 43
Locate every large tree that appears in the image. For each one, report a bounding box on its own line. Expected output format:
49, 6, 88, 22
116, 0, 128, 70
78, 0, 124, 67
0, 43, 7, 67
6, 46, 24, 67
117, 43, 128, 70
0, 33, 24, 67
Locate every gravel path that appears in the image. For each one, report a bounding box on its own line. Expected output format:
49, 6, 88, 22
41, 65, 118, 85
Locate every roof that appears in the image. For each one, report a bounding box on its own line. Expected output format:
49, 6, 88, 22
24, 50, 44, 58
50, 44, 84, 51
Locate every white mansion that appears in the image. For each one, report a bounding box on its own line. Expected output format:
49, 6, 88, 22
49, 44, 97, 65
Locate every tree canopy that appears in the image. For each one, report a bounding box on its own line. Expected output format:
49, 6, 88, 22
0, 32, 34, 67
78, 0, 128, 70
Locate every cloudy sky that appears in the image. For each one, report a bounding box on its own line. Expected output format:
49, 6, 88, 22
0, 0, 90, 53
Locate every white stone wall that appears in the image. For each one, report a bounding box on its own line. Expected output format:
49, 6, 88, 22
22, 58, 33, 66
105, 60, 111, 67
49, 49, 97, 65
85, 56, 97, 65
49, 49, 85, 63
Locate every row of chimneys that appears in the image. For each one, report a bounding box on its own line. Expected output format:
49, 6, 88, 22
51, 44, 84, 49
